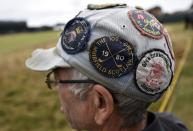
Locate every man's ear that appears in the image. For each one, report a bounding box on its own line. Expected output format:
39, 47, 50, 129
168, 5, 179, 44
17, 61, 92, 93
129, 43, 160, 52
92, 84, 114, 125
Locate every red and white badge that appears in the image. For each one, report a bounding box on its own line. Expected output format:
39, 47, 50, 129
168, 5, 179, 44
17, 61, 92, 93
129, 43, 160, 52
135, 50, 173, 95
128, 10, 163, 39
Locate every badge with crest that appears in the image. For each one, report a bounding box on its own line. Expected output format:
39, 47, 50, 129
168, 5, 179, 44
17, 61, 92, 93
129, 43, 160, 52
129, 10, 163, 39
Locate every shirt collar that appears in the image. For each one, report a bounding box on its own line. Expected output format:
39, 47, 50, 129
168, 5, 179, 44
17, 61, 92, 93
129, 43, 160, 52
143, 112, 164, 131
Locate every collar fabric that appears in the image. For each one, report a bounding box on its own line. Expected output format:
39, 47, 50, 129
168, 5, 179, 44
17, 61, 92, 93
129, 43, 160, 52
143, 112, 188, 131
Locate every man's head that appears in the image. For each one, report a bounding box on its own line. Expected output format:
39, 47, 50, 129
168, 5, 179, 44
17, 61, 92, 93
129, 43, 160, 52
45, 67, 151, 130
26, 4, 175, 130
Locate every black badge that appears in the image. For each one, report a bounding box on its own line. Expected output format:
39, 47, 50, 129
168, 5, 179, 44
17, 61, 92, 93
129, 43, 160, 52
61, 17, 90, 54
89, 36, 135, 78
128, 10, 163, 39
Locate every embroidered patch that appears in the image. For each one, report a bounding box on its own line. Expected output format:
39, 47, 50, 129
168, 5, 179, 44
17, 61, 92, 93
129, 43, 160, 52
89, 36, 135, 78
61, 17, 90, 54
128, 10, 163, 39
136, 50, 173, 95
87, 3, 127, 10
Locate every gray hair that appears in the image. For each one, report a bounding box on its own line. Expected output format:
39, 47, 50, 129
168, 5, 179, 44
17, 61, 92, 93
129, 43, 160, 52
69, 69, 151, 127
111, 94, 151, 127
67, 69, 93, 100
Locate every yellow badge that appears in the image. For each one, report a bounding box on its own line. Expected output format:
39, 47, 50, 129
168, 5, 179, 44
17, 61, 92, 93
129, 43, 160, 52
87, 3, 127, 10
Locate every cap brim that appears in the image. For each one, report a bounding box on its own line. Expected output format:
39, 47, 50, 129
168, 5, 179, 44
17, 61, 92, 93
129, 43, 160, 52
25, 47, 70, 71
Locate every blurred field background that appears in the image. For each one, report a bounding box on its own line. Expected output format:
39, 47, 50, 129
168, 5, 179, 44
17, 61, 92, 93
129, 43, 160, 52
0, 22, 193, 131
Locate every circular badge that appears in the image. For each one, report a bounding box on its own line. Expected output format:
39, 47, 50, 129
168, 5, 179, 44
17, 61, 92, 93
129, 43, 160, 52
89, 36, 135, 78
128, 10, 163, 39
61, 17, 90, 54
136, 50, 173, 95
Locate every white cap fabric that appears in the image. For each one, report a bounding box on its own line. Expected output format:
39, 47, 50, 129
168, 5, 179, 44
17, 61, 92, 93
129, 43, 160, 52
26, 47, 70, 71
26, 5, 175, 102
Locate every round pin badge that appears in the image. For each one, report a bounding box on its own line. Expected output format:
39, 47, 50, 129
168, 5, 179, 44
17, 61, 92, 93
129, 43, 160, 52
61, 17, 91, 54
89, 36, 135, 78
135, 50, 173, 95
128, 10, 163, 39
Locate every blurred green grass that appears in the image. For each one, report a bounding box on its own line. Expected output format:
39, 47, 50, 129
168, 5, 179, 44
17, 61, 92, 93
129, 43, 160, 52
169, 24, 193, 130
0, 31, 60, 54
0, 23, 192, 131
0, 31, 75, 131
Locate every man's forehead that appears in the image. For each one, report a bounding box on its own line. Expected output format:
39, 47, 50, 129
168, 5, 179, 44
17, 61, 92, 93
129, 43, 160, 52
54, 67, 74, 75
54, 68, 88, 79
54, 67, 87, 79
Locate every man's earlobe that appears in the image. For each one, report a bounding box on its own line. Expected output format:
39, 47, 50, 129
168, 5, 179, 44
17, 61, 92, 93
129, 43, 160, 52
93, 85, 114, 125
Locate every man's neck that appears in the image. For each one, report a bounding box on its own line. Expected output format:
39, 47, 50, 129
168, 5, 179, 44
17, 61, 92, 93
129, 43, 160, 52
90, 112, 147, 131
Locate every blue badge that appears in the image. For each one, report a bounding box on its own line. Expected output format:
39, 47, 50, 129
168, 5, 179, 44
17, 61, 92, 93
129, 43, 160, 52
89, 36, 135, 78
61, 17, 91, 54
128, 10, 163, 39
